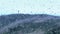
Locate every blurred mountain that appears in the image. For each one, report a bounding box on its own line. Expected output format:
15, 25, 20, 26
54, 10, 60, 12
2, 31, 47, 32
0, 14, 60, 34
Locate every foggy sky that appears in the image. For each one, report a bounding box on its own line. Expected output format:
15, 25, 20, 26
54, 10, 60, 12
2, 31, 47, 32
0, 0, 60, 16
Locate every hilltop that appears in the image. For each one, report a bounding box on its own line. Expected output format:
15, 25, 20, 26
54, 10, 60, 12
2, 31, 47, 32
0, 14, 60, 34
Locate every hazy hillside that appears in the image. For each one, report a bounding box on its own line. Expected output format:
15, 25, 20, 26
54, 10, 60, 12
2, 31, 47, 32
0, 14, 60, 34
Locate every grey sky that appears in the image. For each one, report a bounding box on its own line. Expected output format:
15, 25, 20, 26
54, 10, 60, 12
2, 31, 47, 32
0, 0, 60, 15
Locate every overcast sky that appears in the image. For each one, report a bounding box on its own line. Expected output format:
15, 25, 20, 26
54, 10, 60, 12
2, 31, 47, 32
0, 0, 60, 16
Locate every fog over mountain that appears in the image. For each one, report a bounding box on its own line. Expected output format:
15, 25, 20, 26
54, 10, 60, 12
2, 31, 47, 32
0, 14, 60, 34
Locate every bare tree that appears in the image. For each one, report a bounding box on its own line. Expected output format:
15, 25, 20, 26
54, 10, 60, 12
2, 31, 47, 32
18, 10, 19, 14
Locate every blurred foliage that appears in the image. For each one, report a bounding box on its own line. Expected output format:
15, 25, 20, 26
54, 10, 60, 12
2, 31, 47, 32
0, 14, 60, 34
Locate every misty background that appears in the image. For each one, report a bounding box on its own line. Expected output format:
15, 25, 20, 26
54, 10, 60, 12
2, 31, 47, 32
0, 0, 60, 16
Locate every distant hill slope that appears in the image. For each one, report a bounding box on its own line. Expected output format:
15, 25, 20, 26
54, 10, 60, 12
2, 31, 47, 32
0, 14, 34, 28
0, 14, 60, 34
